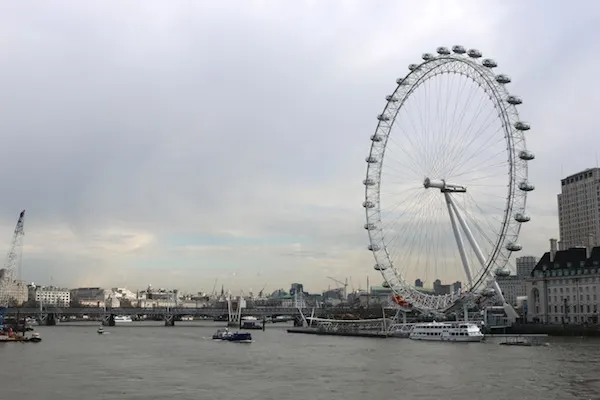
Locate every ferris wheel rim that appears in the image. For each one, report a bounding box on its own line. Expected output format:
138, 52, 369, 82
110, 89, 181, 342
363, 46, 532, 313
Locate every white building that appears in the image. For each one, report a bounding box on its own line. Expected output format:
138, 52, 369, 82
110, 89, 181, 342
558, 167, 600, 251
0, 280, 28, 305
30, 284, 71, 306
496, 275, 524, 307
526, 244, 600, 324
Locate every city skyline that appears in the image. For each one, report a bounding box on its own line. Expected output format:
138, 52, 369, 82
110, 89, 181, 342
0, 1, 598, 291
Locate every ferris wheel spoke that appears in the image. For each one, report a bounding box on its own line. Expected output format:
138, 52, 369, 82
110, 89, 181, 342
364, 46, 534, 315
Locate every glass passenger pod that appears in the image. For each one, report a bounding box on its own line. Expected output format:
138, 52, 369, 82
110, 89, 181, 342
436, 46, 451, 55
385, 95, 398, 102
514, 121, 530, 131
482, 58, 498, 68
422, 53, 434, 61
363, 178, 376, 186
506, 242, 522, 252
364, 223, 376, 230
467, 49, 482, 58
396, 77, 409, 85
495, 267, 511, 277
506, 95, 522, 105
451, 45, 466, 54
482, 288, 496, 297
495, 74, 511, 84
381, 281, 391, 288
370, 134, 383, 142
368, 244, 381, 251
514, 213, 531, 223
377, 114, 390, 121
362, 201, 375, 208
408, 63, 418, 71
519, 150, 535, 160
366, 156, 378, 164
518, 181, 535, 191
373, 264, 387, 271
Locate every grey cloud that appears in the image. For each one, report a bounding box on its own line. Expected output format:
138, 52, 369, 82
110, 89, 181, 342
0, 1, 597, 292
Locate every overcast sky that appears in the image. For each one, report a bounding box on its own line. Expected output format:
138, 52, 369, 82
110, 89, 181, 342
0, 0, 598, 294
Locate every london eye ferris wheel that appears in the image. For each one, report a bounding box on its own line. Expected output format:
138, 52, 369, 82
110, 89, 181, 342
363, 45, 535, 316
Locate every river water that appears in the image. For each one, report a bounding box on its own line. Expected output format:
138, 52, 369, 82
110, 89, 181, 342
1, 322, 599, 400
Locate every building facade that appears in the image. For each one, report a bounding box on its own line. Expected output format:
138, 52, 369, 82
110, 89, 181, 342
526, 246, 600, 324
495, 275, 524, 307
30, 285, 71, 307
558, 167, 600, 250
516, 256, 538, 279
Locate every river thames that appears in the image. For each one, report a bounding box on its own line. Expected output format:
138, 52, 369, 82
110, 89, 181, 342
1, 322, 599, 400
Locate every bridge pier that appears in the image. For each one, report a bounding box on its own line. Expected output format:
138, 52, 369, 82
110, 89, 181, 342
102, 314, 115, 326
164, 315, 175, 327
40, 313, 57, 326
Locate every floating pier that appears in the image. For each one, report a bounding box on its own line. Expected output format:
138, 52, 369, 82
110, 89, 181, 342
287, 327, 389, 338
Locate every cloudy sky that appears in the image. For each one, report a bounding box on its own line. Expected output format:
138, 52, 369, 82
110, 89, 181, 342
0, 0, 598, 294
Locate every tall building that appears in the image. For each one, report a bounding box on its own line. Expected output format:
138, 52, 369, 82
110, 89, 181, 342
516, 256, 538, 279
558, 167, 600, 251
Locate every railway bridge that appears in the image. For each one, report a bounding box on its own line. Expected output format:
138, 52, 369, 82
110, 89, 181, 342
3, 306, 326, 326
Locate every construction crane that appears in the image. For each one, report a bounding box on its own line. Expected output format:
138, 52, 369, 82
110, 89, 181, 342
0, 210, 26, 305
326, 276, 348, 300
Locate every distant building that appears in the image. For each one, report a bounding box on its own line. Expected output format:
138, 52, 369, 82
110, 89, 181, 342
516, 256, 538, 279
0, 280, 28, 305
495, 275, 523, 307
30, 284, 70, 307
558, 167, 600, 250
433, 279, 461, 295
70, 287, 106, 307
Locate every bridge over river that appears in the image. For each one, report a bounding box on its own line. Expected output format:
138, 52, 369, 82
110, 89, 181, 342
2, 306, 326, 326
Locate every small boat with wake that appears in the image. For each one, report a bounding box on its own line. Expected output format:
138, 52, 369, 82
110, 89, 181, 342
97, 327, 110, 335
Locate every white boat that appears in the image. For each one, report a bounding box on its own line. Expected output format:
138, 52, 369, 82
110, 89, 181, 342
409, 321, 484, 342
113, 315, 133, 323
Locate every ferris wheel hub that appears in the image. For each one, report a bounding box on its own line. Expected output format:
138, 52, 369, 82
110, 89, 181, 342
423, 178, 467, 193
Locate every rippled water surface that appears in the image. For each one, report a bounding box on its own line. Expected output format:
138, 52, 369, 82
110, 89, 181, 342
2, 322, 600, 400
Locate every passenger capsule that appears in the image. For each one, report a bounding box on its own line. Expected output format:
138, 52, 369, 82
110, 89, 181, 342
496, 74, 511, 84
467, 49, 482, 58
482, 58, 497, 68
382, 281, 391, 288
452, 45, 466, 54
363, 178, 376, 186
370, 134, 383, 142
495, 267, 511, 277
364, 223, 376, 230
506, 95, 522, 105
362, 201, 375, 208
368, 244, 380, 251
514, 121, 530, 131
422, 53, 434, 61
396, 77, 407, 85
436, 46, 451, 55
366, 156, 378, 164
506, 243, 522, 252
518, 181, 535, 191
386, 95, 398, 102
377, 114, 390, 121
515, 213, 531, 223
373, 264, 387, 271
519, 150, 535, 161
408, 63, 418, 71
